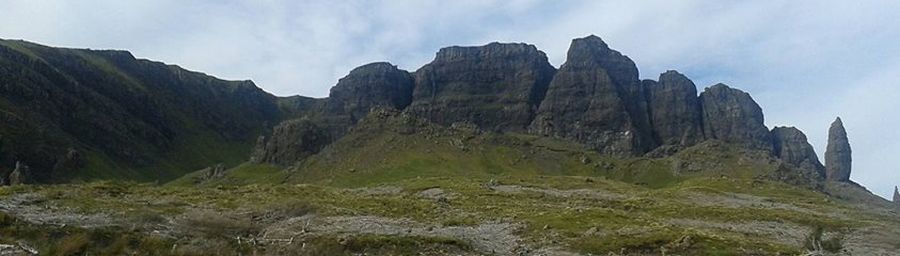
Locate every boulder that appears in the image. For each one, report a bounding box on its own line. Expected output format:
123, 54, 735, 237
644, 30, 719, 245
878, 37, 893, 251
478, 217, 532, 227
409, 42, 556, 132
771, 127, 825, 177
645, 71, 704, 147
699, 84, 772, 151
9, 161, 30, 185
825, 117, 852, 182
530, 35, 655, 156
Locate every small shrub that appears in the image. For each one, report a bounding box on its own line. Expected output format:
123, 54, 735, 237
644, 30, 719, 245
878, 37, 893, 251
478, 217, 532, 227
52, 233, 90, 256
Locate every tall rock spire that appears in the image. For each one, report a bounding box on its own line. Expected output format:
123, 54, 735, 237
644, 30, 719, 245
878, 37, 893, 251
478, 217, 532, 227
894, 186, 900, 204
825, 117, 852, 182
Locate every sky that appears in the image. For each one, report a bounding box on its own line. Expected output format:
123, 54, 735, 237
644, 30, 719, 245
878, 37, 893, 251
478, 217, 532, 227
1, 0, 898, 199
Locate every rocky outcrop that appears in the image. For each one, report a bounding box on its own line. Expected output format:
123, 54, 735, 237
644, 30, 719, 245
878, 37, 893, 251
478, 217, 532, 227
530, 35, 655, 156
9, 161, 30, 185
699, 84, 773, 151
409, 42, 556, 132
825, 117, 852, 182
771, 127, 825, 177
202, 163, 227, 181
645, 70, 704, 148
251, 119, 331, 166
253, 62, 415, 165
322, 62, 415, 136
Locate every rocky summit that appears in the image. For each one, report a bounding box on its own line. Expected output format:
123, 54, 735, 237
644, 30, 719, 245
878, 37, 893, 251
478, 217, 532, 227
1, 35, 898, 255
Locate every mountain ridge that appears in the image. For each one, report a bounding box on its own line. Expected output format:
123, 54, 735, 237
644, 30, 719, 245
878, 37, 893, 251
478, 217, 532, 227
0, 35, 885, 200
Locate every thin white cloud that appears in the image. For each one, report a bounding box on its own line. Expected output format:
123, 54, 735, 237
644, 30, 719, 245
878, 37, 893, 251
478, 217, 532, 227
0, 0, 897, 198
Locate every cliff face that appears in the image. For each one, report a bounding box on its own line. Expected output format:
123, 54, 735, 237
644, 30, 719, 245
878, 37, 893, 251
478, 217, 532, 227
699, 84, 773, 152
321, 62, 415, 137
0, 39, 279, 182
772, 127, 825, 177
530, 36, 655, 156
408, 43, 556, 132
645, 70, 705, 148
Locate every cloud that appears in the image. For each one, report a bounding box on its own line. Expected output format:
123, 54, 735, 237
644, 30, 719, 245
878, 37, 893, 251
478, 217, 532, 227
1, 0, 898, 198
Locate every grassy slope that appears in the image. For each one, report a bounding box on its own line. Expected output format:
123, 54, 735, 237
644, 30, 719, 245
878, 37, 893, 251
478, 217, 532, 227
6, 173, 897, 255
0, 40, 266, 183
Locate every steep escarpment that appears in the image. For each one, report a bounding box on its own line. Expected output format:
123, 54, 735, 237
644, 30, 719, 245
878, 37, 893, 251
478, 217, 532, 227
409, 43, 556, 132
644, 70, 705, 149
0, 39, 279, 183
771, 127, 825, 177
530, 35, 654, 156
699, 84, 773, 152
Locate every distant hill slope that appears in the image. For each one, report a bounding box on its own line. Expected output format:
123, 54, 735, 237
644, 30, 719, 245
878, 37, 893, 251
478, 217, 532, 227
0, 39, 280, 182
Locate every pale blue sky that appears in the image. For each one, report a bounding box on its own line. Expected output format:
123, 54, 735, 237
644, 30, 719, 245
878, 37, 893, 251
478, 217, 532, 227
2, 0, 898, 199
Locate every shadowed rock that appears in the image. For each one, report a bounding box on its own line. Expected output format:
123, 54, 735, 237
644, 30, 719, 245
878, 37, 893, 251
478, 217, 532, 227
251, 119, 331, 166
409, 42, 556, 132
699, 84, 772, 151
771, 127, 825, 178
645, 70, 704, 147
530, 35, 655, 156
322, 62, 415, 136
825, 117, 852, 182
254, 62, 414, 165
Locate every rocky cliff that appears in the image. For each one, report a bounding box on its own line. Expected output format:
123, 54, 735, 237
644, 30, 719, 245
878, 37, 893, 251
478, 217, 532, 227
409, 43, 555, 132
699, 84, 773, 151
771, 127, 825, 177
321, 62, 415, 137
645, 70, 704, 148
530, 35, 654, 156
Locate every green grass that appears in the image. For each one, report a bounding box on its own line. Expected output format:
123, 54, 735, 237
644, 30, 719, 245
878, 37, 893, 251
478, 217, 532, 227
2, 170, 893, 255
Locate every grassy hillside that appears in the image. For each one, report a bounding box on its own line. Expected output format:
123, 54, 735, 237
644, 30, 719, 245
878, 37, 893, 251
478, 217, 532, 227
0, 39, 280, 183
3, 171, 898, 254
